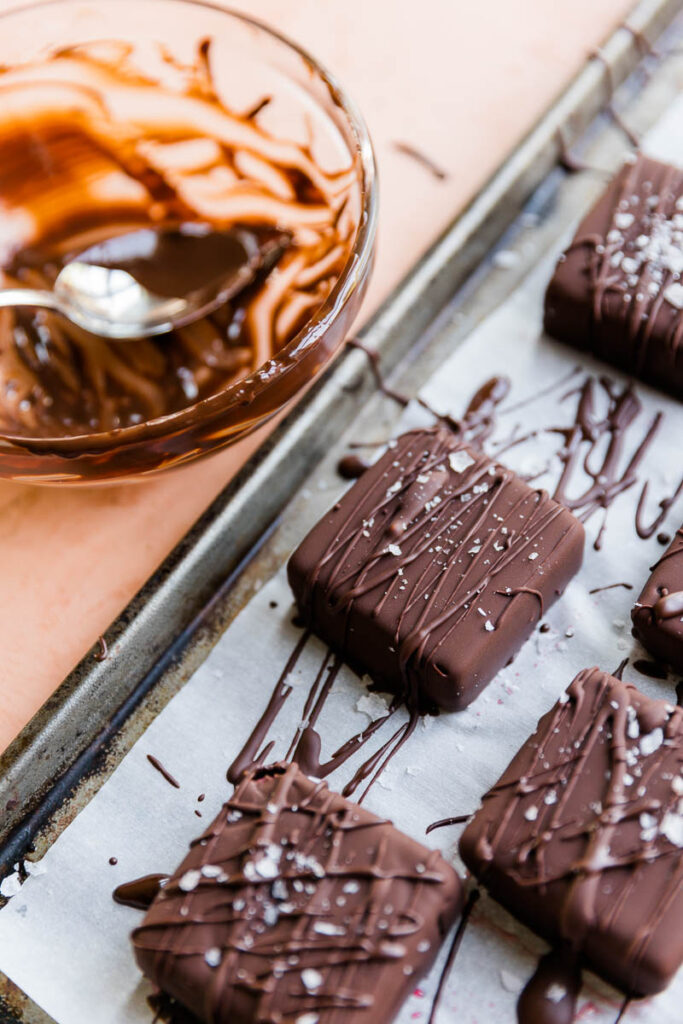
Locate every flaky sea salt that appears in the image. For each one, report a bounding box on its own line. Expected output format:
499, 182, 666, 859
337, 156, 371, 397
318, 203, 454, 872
449, 450, 475, 474
661, 810, 683, 847
301, 968, 323, 991
179, 869, 201, 892
640, 728, 664, 757
0, 872, 22, 899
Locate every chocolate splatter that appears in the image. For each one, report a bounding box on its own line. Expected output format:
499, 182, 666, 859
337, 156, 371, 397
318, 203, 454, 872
94, 636, 108, 662
146, 755, 180, 790
227, 629, 310, 784
425, 814, 471, 835
636, 477, 683, 540
590, 49, 641, 148
337, 453, 370, 479
113, 874, 168, 911
633, 658, 668, 680
589, 582, 633, 595
393, 141, 448, 181
517, 946, 582, 1024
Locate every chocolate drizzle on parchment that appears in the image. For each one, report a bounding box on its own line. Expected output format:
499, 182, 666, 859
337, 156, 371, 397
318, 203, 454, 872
347, 344, 679, 551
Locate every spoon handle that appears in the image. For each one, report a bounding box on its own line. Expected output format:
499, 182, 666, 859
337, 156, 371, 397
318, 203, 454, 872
0, 288, 60, 312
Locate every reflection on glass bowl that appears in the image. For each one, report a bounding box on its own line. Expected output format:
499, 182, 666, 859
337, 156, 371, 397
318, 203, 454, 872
0, 0, 376, 482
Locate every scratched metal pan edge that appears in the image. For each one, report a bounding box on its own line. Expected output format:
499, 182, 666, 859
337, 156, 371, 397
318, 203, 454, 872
0, 0, 679, 852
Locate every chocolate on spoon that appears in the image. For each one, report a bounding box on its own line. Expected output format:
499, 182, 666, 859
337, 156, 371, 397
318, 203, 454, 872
0, 223, 286, 340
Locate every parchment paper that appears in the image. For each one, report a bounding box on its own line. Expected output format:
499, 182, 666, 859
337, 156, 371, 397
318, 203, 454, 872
1, 110, 683, 1024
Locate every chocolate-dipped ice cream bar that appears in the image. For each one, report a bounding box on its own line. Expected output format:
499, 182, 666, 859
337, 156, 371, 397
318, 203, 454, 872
288, 427, 584, 712
632, 526, 683, 672
132, 762, 463, 1024
460, 667, 683, 998
544, 154, 683, 397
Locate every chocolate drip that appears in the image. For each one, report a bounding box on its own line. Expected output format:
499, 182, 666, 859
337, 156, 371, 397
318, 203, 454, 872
426, 889, 479, 1024
346, 339, 510, 447
552, 378, 661, 550
132, 763, 464, 1024
556, 128, 607, 177
227, 629, 309, 784
113, 874, 168, 910
613, 657, 629, 679
393, 141, 448, 181
147, 992, 199, 1024
621, 23, 660, 58
341, 709, 419, 803
346, 339, 411, 408
425, 814, 471, 834
636, 477, 683, 539
146, 755, 181, 790
440, 369, 666, 553
590, 49, 641, 147
633, 658, 668, 680
228, 632, 416, 803
614, 995, 633, 1024
337, 453, 370, 479
517, 947, 581, 1024
94, 635, 108, 662
589, 581, 633, 594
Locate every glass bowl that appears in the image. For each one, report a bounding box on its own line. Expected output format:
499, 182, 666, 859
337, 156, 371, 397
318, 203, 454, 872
0, 0, 377, 482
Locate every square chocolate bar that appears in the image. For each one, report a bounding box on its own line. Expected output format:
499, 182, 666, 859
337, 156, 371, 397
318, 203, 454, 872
544, 154, 683, 398
133, 762, 463, 1024
288, 427, 584, 712
460, 667, 683, 996
632, 526, 683, 673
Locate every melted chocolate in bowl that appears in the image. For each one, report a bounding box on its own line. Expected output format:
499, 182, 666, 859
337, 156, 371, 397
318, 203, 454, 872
0, 10, 372, 479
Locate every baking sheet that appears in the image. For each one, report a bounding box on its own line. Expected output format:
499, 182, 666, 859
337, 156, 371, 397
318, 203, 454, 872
2, 109, 683, 1024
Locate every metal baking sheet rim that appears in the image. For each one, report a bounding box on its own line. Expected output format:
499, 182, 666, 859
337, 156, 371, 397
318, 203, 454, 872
0, 0, 680, 847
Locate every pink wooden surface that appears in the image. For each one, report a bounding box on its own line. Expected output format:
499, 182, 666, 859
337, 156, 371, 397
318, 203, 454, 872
0, 0, 636, 749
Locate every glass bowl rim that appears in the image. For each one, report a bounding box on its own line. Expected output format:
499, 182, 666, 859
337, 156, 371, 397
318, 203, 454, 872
0, 0, 378, 449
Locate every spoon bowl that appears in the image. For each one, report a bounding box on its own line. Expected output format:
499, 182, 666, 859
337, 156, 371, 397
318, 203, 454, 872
0, 225, 267, 340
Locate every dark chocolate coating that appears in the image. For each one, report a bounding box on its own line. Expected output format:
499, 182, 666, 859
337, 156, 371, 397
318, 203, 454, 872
460, 667, 683, 997
632, 526, 683, 673
544, 155, 683, 398
133, 762, 463, 1024
288, 427, 584, 712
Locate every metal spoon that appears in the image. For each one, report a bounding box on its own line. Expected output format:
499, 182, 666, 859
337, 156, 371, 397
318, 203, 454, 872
0, 224, 279, 340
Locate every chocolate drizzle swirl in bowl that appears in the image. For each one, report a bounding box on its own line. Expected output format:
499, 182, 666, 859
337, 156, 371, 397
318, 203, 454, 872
0, 38, 359, 438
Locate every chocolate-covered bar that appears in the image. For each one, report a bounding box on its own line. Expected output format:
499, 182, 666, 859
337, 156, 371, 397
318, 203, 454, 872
288, 427, 584, 712
133, 762, 463, 1024
460, 667, 683, 996
632, 526, 683, 672
544, 154, 683, 397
